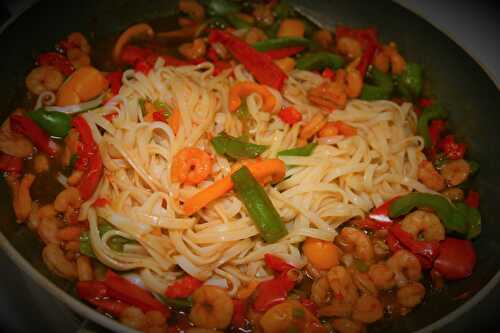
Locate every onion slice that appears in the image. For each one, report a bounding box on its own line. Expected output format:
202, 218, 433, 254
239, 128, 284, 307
45, 94, 105, 114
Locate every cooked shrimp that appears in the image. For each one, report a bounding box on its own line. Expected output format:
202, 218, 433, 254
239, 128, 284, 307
327, 266, 358, 305
337, 37, 363, 60
331, 318, 366, 333
311, 276, 331, 306
400, 210, 445, 241
54, 187, 82, 212
441, 187, 464, 201
373, 51, 390, 73
6, 173, 35, 221
25, 65, 64, 95
314, 30, 333, 49
0, 115, 33, 158
37, 216, 60, 244
260, 300, 324, 333
179, 0, 205, 21
67, 48, 91, 69
440, 159, 470, 186
245, 27, 268, 44
67, 32, 91, 54
336, 227, 374, 263
352, 294, 383, 324
113, 23, 154, 63
308, 78, 347, 110
318, 300, 353, 318
178, 38, 206, 60
38, 204, 57, 220
386, 250, 422, 287
396, 282, 425, 308
345, 69, 363, 98
368, 263, 396, 290
373, 43, 406, 75
76, 255, 93, 281
171, 147, 213, 185
351, 271, 378, 296
418, 160, 446, 191
120, 306, 147, 330
189, 286, 234, 329
62, 128, 79, 166
67, 169, 84, 186
42, 243, 77, 279
56, 66, 108, 106
318, 122, 339, 138
300, 113, 327, 141
33, 153, 50, 173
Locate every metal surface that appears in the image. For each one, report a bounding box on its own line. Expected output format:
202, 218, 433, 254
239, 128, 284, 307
0, 0, 499, 332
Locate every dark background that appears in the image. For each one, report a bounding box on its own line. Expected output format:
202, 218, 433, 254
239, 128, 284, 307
0, 0, 498, 332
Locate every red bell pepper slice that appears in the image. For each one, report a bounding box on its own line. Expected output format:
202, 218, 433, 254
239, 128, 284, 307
76, 280, 109, 300
465, 190, 480, 208
160, 54, 190, 67
389, 224, 440, 267
386, 232, 403, 253
152, 111, 167, 122
253, 271, 295, 312
10, 115, 58, 157
89, 299, 129, 317
164, 275, 203, 298
135, 60, 153, 74
232, 299, 247, 328
72, 116, 103, 200
207, 47, 219, 62
120, 45, 154, 66
357, 43, 377, 78
263, 46, 305, 60
429, 120, 446, 147
106, 71, 123, 95
434, 237, 476, 280
419, 98, 434, 108
299, 297, 318, 316
93, 197, 110, 207
37, 52, 74, 76
278, 106, 302, 125
264, 253, 295, 273
439, 135, 466, 160
335, 26, 379, 78
368, 196, 400, 223
209, 29, 287, 91
321, 68, 335, 79
0, 153, 23, 173
213, 60, 233, 76
104, 270, 169, 316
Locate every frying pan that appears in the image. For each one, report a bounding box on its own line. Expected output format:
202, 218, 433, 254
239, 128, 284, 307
0, 0, 499, 332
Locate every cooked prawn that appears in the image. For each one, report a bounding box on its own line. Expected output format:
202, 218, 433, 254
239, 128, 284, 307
6, 173, 35, 221
67, 48, 91, 69
245, 27, 267, 44
76, 255, 93, 281
25, 65, 64, 95
351, 271, 378, 296
189, 285, 234, 329
33, 153, 50, 173
253, 3, 274, 26
396, 282, 425, 308
66, 32, 91, 54
336, 227, 374, 263
311, 276, 331, 306
260, 300, 324, 333
336, 37, 363, 60
352, 294, 383, 323
171, 147, 212, 186
308, 77, 347, 110
54, 187, 82, 212
300, 113, 327, 141
37, 216, 60, 244
327, 266, 358, 305
440, 159, 470, 186
368, 263, 396, 290
418, 160, 446, 191
0, 114, 33, 158
331, 318, 366, 333
386, 250, 422, 287
42, 243, 77, 279
178, 38, 206, 60
113, 23, 154, 63
373, 43, 406, 75
400, 210, 445, 241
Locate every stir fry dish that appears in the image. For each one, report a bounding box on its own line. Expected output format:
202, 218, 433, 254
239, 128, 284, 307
1, 0, 482, 332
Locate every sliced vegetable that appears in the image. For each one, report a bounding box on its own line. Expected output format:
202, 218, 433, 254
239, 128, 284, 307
232, 166, 287, 243
335, 26, 379, 77
295, 52, 345, 71
417, 104, 448, 148
278, 142, 317, 157
465, 190, 480, 209
232, 299, 247, 328
37, 52, 74, 76
389, 192, 481, 238
27, 109, 72, 138
89, 299, 129, 317
368, 196, 400, 223
389, 224, 440, 267
264, 253, 295, 272
264, 46, 305, 59
10, 115, 58, 156
398, 62, 423, 100
434, 237, 476, 280
439, 135, 466, 160
360, 68, 393, 101
429, 119, 446, 147
211, 133, 268, 159
106, 71, 123, 95
253, 37, 310, 52
253, 271, 295, 312
0, 153, 23, 173
165, 275, 203, 298
278, 106, 302, 125
209, 29, 288, 90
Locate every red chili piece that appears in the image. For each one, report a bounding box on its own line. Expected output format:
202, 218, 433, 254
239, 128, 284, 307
321, 68, 335, 79
389, 224, 440, 268
369, 196, 400, 223
164, 275, 203, 298
465, 190, 480, 208
0, 153, 23, 173
10, 115, 58, 157
439, 134, 466, 160
263, 46, 305, 59
253, 271, 295, 312
335, 26, 379, 78
264, 253, 295, 273
76, 280, 109, 300
434, 237, 476, 280
37, 52, 75, 76
419, 98, 434, 108
278, 106, 302, 125
89, 299, 129, 317
106, 71, 123, 95
93, 198, 110, 207
209, 29, 287, 91
72, 116, 103, 200
152, 112, 167, 122
232, 299, 247, 328
299, 297, 318, 316
429, 120, 446, 147
213, 60, 232, 76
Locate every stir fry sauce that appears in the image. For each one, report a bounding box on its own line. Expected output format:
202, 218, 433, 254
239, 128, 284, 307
1, 1, 482, 332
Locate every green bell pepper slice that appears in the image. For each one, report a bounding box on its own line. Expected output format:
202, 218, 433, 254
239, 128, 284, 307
389, 192, 481, 238
278, 143, 317, 157
253, 37, 311, 52
296, 52, 345, 71
417, 104, 448, 148
398, 62, 423, 100
211, 133, 268, 159
232, 166, 288, 243
360, 68, 394, 101
27, 109, 72, 138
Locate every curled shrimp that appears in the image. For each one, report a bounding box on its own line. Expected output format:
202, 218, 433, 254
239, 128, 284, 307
171, 147, 212, 186
67, 48, 91, 69
56, 66, 108, 106
373, 43, 406, 75
179, 0, 205, 21
440, 159, 470, 186
66, 32, 91, 54
311, 276, 331, 306
368, 263, 396, 290
54, 187, 82, 213
189, 286, 234, 329
336, 36, 363, 60
37, 216, 60, 244
113, 23, 154, 63
400, 210, 445, 241
0, 115, 33, 158
418, 160, 446, 191
386, 250, 422, 287
327, 266, 358, 305
6, 173, 35, 221
260, 300, 324, 333
351, 270, 378, 296
25, 65, 64, 95
352, 294, 384, 324
345, 69, 363, 98
42, 243, 77, 279
331, 318, 365, 333
336, 227, 374, 263
178, 38, 206, 60
396, 282, 425, 308
33, 153, 50, 173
